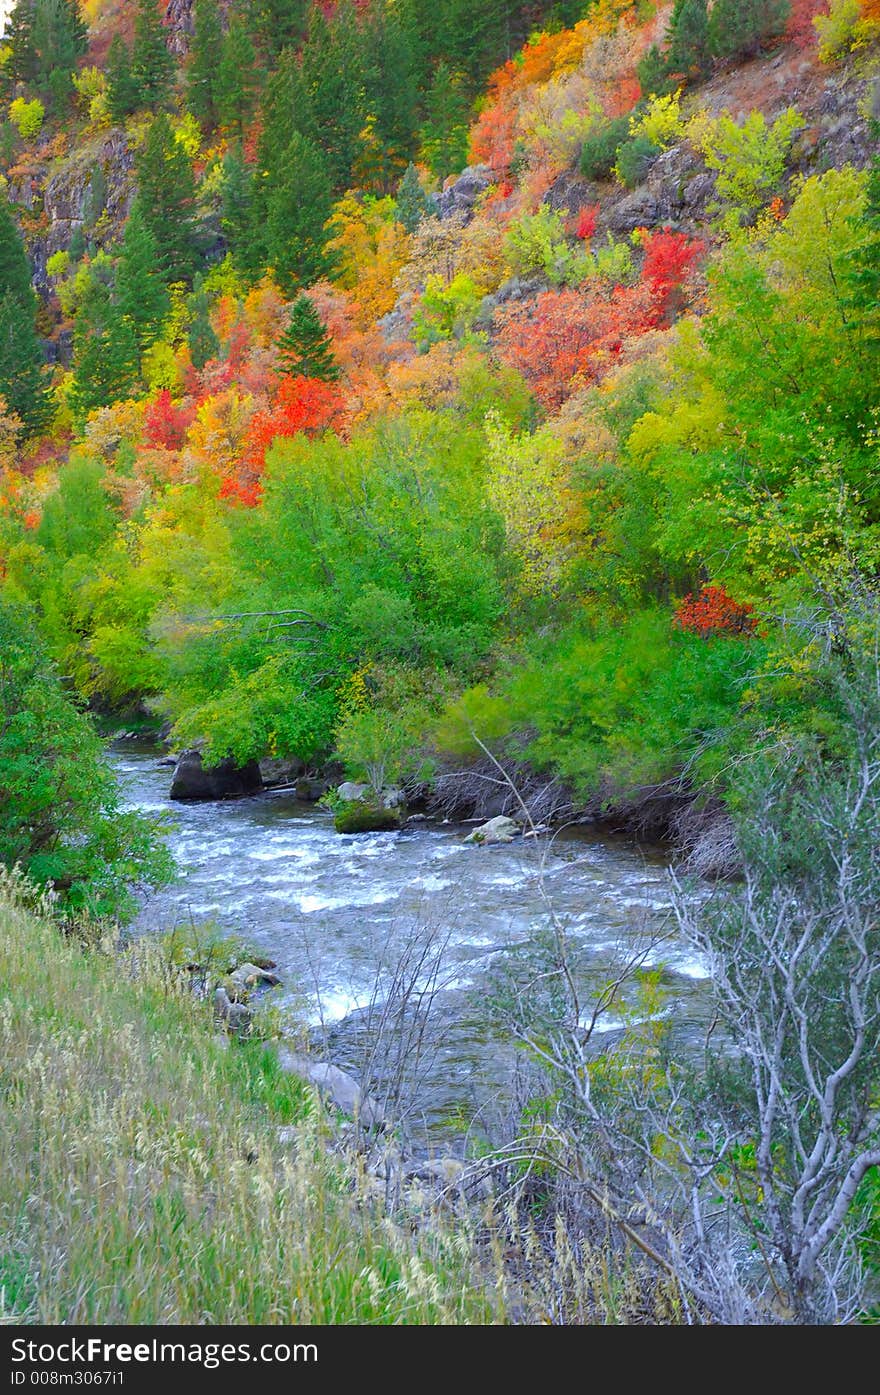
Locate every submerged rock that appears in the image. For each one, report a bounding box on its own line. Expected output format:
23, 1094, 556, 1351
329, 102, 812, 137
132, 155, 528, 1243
169, 748, 263, 801
229, 962, 281, 992
464, 815, 520, 846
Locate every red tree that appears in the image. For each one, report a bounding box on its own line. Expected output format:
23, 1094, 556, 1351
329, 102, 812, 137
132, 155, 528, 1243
674, 585, 756, 637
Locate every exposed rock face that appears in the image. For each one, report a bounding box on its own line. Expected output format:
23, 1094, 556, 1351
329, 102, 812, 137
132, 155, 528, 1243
437, 164, 493, 222
169, 748, 263, 801
165, 0, 196, 55
464, 815, 520, 846
295, 776, 330, 802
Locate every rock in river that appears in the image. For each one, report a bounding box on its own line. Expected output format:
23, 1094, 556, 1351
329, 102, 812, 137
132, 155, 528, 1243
170, 748, 263, 801
464, 815, 520, 846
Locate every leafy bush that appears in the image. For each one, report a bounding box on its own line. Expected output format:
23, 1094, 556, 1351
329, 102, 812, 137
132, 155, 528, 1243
579, 114, 631, 181
630, 90, 686, 150
687, 105, 804, 212
614, 134, 661, 189
8, 97, 44, 140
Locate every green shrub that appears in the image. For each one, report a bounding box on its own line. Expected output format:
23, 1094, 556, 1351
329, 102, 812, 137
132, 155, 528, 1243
614, 134, 661, 189
579, 114, 631, 181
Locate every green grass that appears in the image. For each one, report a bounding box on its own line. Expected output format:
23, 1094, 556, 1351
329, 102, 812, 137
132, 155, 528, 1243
0, 872, 492, 1324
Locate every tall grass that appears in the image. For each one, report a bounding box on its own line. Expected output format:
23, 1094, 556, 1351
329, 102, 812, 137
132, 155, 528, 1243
0, 872, 491, 1324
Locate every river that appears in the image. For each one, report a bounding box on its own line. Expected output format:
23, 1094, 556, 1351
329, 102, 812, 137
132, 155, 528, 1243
113, 743, 712, 1145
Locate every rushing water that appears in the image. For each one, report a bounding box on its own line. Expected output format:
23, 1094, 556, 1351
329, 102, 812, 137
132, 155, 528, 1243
113, 743, 711, 1142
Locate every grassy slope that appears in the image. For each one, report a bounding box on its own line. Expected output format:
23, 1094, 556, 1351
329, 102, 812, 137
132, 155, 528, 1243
0, 878, 490, 1324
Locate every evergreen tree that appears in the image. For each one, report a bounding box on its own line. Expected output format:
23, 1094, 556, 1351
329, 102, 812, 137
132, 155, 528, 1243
363, 4, 419, 181
187, 0, 224, 131
263, 131, 333, 295
847, 137, 880, 354
395, 162, 432, 234
0, 195, 48, 435
0, 292, 50, 435
0, 195, 37, 306
420, 63, 470, 182
106, 34, 139, 122
278, 293, 339, 381
7, 0, 87, 100
216, 16, 259, 136
636, 43, 673, 99
136, 114, 201, 285
115, 201, 170, 353
186, 280, 219, 370
300, 2, 371, 193
666, 0, 712, 81
709, 0, 790, 62
131, 0, 174, 107
220, 144, 262, 283
247, 0, 307, 62
70, 281, 140, 421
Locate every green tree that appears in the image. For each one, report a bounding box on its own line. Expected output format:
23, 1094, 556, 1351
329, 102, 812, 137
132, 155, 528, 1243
0, 292, 50, 435
263, 131, 333, 295
115, 201, 171, 354
363, 4, 419, 182
247, 0, 307, 61
0, 597, 171, 920
420, 62, 470, 182
106, 34, 139, 122
187, 0, 224, 131
0, 194, 36, 305
710, 0, 791, 61
131, 0, 174, 107
395, 161, 433, 233
7, 0, 87, 97
220, 144, 261, 283
186, 279, 219, 370
216, 15, 259, 136
70, 280, 139, 421
666, 0, 712, 80
136, 113, 201, 285
300, 2, 370, 193
278, 293, 339, 381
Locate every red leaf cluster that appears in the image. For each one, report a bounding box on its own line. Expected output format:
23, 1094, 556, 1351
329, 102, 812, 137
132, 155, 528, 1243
143, 389, 196, 451
674, 585, 756, 638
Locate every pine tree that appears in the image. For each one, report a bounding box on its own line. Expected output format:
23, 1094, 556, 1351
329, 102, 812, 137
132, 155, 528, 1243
115, 201, 170, 353
636, 43, 673, 99
186, 280, 219, 370
0, 195, 37, 306
106, 34, 139, 122
420, 63, 470, 182
131, 0, 174, 107
70, 281, 140, 421
363, 4, 419, 180
395, 162, 432, 233
7, 0, 87, 100
136, 114, 201, 285
709, 0, 790, 62
0, 194, 48, 436
666, 0, 712, 80
847, 136, 880, 353
278, 293, 339, 381
220, 144, 262, 283
263, 131, 333, 295
216, 16, 259, 136
0, 292, 50, 435
300, 2, 371, 193
247, 0, 307, 62
187, 0, 224, 131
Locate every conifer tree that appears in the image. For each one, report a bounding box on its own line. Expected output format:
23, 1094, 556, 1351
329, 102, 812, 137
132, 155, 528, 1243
136, 114, 201, 285
216, 16, 259, 136
187, 0, 224, 131
106, 34, 139, 122
636, 43, 673, 99
363, 4, 419, 179
70, 281, 139, 421
220, 144, 262, 283
709, 0, 790, 62
300, 2, 370, 193
420, 63, 470, 182
278, 293, 339, 381
131, 0, 174, 107
263, 131, 333, 295
247, 0, 307, 62
666, 0, 712, 80
0, 195, 48, 435
115, 202, 170, 353
186, 280, 219, 370
395, 162, 432, 233
7, 0, 87, 100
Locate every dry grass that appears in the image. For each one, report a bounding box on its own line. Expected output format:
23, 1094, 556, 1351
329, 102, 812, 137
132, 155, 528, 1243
0, 872, 491, 1325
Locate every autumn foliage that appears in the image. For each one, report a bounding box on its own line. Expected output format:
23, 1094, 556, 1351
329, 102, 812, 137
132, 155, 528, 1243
674, 585, 757, 638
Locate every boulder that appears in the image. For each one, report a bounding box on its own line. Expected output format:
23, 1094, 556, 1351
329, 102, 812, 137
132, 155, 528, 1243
296, 776, 330, 802
276, 1047, 385, 1130
332, 786, 406, 835
336, 781, 371, 803
213, 986, 253, 1034
259, 757, 305, 788
229, 962, 281, 992
437, 164, 493, 222
464, 815, 520, 846
169, 748, 263, 801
